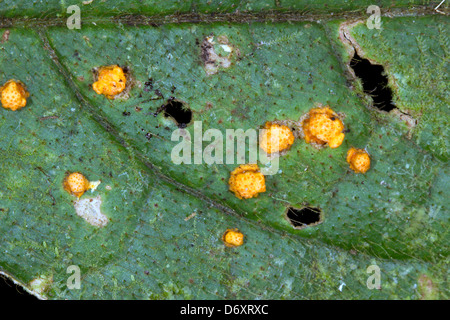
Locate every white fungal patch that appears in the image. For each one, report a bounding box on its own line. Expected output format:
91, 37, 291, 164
88, 180, 101, 192
220, 44, 232, 52
29, 274, 53, 297
201, 35, 237, 76
74, 195, 108, 227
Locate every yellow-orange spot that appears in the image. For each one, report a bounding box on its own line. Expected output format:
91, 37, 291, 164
302, 106, 345, 148
0, 80, 29, 111
63, 172, 92, 198
260, 122, 295, 154
222, 229, 244, 247
347, 147, 371, 173
92, 65, 126, 98
229, 164, 266, 199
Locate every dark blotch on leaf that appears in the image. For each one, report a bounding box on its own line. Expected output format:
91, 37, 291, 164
144, 78, 153, 92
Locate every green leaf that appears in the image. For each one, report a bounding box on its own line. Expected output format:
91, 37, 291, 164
0, 1, 448, 299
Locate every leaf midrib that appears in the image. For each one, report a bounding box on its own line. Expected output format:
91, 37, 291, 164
0, 5, 439, 29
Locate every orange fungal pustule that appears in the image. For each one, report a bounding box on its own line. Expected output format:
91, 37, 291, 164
92, 65, 127, 98
228, 164, 266, 199
222, 229, 244, 247
63, 172, 95, 198
0, 80, 29, 111
347, 147, 371, 173
260, 122, 295, 154
302, 106, 345, 148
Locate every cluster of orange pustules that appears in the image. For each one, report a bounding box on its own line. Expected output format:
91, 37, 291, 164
302, 106, 345, 148
347, 147, 371, 174
0, 80, 29, 111
63, 172, 93, 198
228, 164, 266, 199
1, 68, 372, 250
222, 229, 244, 247
92, 65, 127, 99
259, 122, 295, 154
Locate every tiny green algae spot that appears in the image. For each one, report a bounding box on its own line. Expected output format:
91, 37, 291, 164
159, 281, 193, 299
74, 195, 108, 227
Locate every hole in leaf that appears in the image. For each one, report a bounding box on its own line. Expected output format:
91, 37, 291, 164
350, 52, 396, 112
163, 99, 192, 128
285, 206, 322, 229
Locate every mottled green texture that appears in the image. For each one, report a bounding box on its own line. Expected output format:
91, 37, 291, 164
0, 3, 448, 300
45, 18, 448, 261
0, 0, 441, 18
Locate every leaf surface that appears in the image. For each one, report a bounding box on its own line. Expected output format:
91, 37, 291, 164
0, 1, 448, 299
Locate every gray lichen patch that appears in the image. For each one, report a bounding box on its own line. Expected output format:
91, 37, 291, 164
201, 34, 238, 75
74, 195, 108, 227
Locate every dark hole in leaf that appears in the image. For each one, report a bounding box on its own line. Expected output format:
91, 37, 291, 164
0, 275, 36, 300
286, 206, 322, 229
350, 52, 396, 112
163, 100, 192, 128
